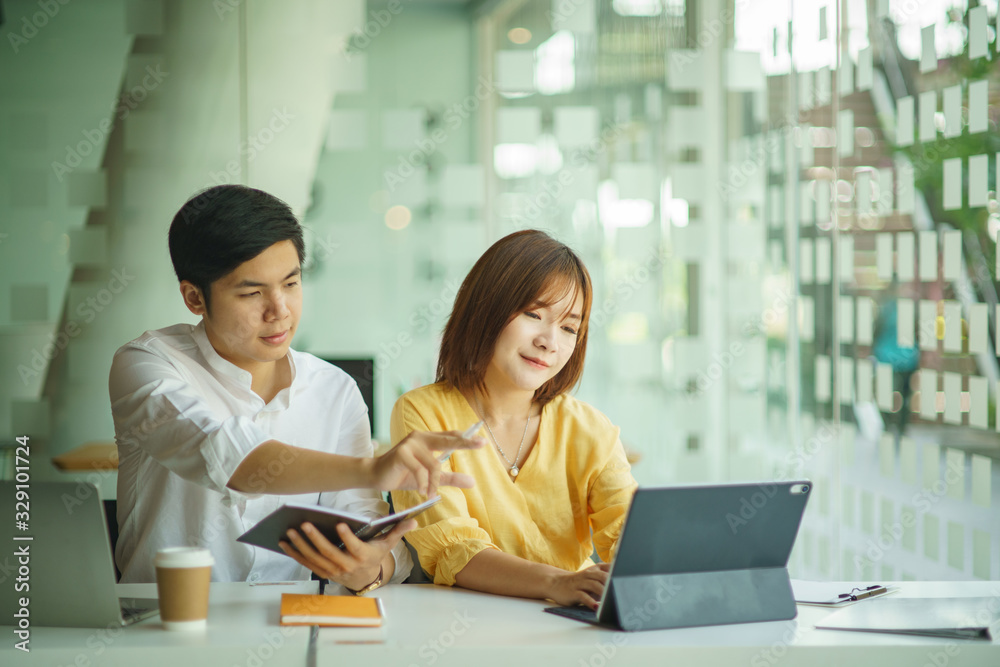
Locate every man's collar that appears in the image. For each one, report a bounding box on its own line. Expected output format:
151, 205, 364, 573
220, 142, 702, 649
191, 320, 298, 402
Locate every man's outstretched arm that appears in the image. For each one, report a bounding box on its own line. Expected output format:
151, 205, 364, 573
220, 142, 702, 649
227, 430, 483, 498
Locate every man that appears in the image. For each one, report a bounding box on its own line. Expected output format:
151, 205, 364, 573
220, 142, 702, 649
110, 185, 479, 593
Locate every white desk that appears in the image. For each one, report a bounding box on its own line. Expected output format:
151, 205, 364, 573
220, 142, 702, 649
4, 581, 998, 666
3, 581, 316, 667
319, 581, 1000, 667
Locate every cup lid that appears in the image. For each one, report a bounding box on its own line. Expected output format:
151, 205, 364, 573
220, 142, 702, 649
154, 547, 215, 568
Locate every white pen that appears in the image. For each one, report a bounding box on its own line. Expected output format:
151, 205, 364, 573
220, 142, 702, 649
439, 420, 483, 462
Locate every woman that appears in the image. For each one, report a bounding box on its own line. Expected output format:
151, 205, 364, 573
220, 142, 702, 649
391, 230, 637, 609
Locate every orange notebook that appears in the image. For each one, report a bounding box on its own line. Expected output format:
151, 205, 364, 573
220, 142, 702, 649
279, 593, 383, 627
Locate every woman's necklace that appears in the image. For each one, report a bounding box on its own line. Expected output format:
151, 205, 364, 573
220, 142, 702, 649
476, 398, 531, 478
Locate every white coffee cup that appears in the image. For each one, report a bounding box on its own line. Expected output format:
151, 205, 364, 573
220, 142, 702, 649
154, 547, 214, 631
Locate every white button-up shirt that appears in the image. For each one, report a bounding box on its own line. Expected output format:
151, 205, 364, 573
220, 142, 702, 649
110, 321, 410, 589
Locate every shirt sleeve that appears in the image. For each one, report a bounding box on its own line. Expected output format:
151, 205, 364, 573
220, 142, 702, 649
389, 396, 499, 586
109, 345, 272, 502
588, 437, 638, 563
317, 386, 412, 586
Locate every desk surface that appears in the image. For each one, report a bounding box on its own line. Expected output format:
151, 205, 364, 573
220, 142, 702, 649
3, 581, 316, 667
5, 581, 998, 667
318, 581, 1000, 666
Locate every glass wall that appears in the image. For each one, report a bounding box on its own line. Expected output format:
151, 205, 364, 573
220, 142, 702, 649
479, 1, 688, 484
474, 0, 999, 582
1, 0, 996, 583
0, 0, 362, 490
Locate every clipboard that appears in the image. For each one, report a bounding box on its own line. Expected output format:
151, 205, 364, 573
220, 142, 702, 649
816, 597, 995, 640
792, 580, 896, 607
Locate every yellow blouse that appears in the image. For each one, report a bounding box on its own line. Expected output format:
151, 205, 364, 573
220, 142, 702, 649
391, 382, 637, 586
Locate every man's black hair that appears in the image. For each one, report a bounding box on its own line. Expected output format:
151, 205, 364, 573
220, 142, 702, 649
168, 185, 305, 311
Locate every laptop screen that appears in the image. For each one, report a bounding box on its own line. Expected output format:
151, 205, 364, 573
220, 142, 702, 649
597, 480, 811, 625
0, 481, 141, 628
609, 481, 810, 578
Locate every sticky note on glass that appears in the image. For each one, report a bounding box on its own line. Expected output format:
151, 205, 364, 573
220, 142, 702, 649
815, 236, 831, 284
440, 164, 484, 208
800, 296, 815, 342
897, 232, 915, 281
726, 49, 765, 91
815, 355, 831, 402
817, 66, 831, 105
969, 154, 988, 208
943, 158, 962, 211
857, 359, 874, 403
876, 362, 893, 410
920, 370, 938, 420
876, 233, 893, 280
840, 235, 854, 283
943, 85, 961, 138
839, 357, 854, 405
969, 80, 988, 134
798, 70, 814, 108
326, 110, 367, 150
669, 49, 704, 90
897, 298, 915, 347
969, 376, 988, 429
840, 296, 854, 343
942, 229, 961, 281
919, 231, 937, 282
769, 185, 782, 227
838, 56, 854, 96
799, 181, 814, 224
971, 453, 991, 505
895, 96, 914, 146
497, 107, 541, 144
799, 125, 814, 166
816, 179, 831, 224
496, 50, 535, 92
919, 91, 936, 143
554, 106, 600, 148
857, 297, 874, 345
856, 170, 872, 215
800, 238, 814, 283
920, 25, 937, 73
897, 163, 915, 214
969, 6, 988, 59
943, 301, 961, 353
838, 109, 854, 157
969, 303, 987, 355
919, 300, 937, 351
877, 167, 894, 214
857, 46, 873, 90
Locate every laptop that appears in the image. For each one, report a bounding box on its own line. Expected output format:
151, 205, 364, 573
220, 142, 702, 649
0, 481, 158, 628
545, 481, 811, 631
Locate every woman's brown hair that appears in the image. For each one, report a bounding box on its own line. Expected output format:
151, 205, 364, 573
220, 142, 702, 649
436, 229, 593, 405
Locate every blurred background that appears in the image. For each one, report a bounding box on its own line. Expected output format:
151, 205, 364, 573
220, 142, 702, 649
0, 0, 997, 583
